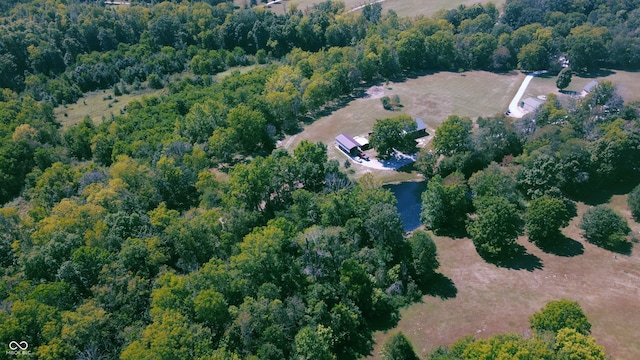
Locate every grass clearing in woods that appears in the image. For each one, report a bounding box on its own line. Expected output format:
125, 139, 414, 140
54, 87, 165, 130
282, 70, 524, 183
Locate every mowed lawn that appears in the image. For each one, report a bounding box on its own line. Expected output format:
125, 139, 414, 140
524, 70, 640, 104
282, 71, 523, 182
371, 195, 640, 360
258, 0, 505, 18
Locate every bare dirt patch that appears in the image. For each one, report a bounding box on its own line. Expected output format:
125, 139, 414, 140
366, 85, 385, 99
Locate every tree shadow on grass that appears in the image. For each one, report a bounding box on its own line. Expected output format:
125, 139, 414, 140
480, 244, 543, 271
433, 226, 468, 240
601, 240, 633, 255
536, 234, 584, 257
577, 69, 616, 78
396, 162, 415, 173
419, 272, 458, 300
567, 177, 640, 206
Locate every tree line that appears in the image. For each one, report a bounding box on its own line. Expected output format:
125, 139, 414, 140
1, 0, 640, 105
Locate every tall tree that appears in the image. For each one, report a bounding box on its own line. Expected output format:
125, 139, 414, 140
421, 173, 471, 234
380, 332, 419, 360
530, 299, 591, 335
433, 115, 473, 156
628, 183, 640, 221
525, 195, 571, 246
556, 67, 572, 90
555, 328, 606, 360
408, 230, 439, 281
370, 114, 417, 160
293, 325, 336, 360
579, 205, 630, 249
467, 196, 521, 258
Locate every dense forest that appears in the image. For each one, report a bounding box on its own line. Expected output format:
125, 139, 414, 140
1, 0, 639, 359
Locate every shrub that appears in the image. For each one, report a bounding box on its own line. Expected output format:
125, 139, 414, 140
579, 205, 630, 249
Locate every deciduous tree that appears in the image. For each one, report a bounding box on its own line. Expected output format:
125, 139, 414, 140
467, 196, 521, 258
555, 328, 606, 360
628, 183, 640, 221
421, 173, 471, 234
380, 331, 419, 360
433, 115, 473, 156
526, 195, 571, 246
579, 205, 630, 249
408, 230, 439, 283
370, 114, 417, 159
530, 299, 591, 335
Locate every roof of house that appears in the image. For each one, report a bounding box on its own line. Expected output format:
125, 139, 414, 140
415, 118, 427, 132
335, 134, 360, 151
584, 80, 599, 93
353, 135, 369, 146
522, 97, 544, 111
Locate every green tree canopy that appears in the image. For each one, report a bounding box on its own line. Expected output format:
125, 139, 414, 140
380, 331, 419, 360
579, 205, 630, 249
556, 67, 572, 90
555, 328, 606, 360
293, 325, 336, 360
433, 115, 473, 156
420, 172, 471, 234
467, 196, 521, 258
370, 114, 417, 160
408, 230, 439, 283
627, 183, 640, 222
525, 195, 571, 246
529, 299, 591, 335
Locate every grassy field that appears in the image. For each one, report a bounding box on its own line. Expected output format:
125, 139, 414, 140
371, 195, 640, 360
281, 70, 524, 183
54, 87, 166, 130
524, 70, 640, 104
254, 0, 505, 18
53, 65, 262, 130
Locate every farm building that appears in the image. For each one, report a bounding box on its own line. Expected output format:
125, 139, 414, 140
521, 97, 544, 113
401, 118, 428, 138
335, 134, 361, 155
353, 135, 370, 150
583, 80, 598, 93
412, 118, 428, 138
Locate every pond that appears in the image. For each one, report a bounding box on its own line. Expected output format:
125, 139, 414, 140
383, 180, 426, 232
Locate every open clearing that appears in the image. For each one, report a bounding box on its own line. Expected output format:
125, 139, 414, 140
252, 0, 505, 18
371, 195, 640, 360
282, 71, 524, 183
54, 66, 260, 130
54, 87, 165, 130
525, 70, 640, 104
